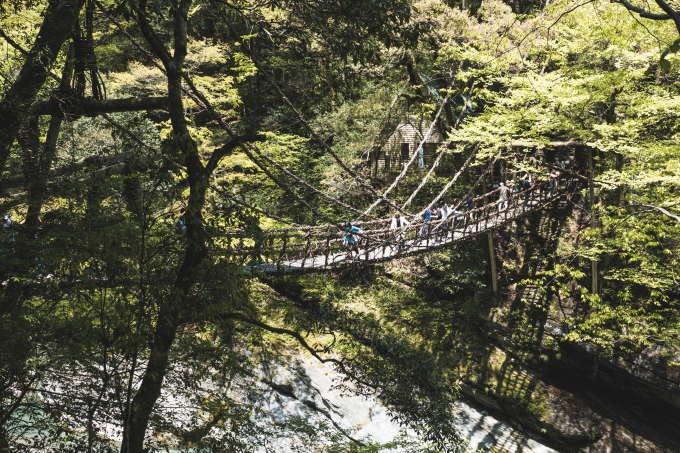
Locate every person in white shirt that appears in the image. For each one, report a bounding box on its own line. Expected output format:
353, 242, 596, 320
498, 182, 509, 212
440, 201, 449, 221
390, 213, 410, 253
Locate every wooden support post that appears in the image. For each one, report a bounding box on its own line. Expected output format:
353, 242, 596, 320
279, 231, 288, 272
588, 147, 598, 295
488, 230, 499, 294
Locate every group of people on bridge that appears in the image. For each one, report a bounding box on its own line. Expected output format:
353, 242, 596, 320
342, 172, 542, 257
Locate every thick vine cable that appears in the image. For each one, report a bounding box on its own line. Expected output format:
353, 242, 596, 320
214, 186, 304, 228
435, 150, 502, 216
361, 79, 456, 217
417, 144, 483, 216
212, 5, 407, 216
400, 142, 452, 210
361, 149, 499, 258
401, 83, 477, 209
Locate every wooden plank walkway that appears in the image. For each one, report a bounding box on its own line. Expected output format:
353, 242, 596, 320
237, 184, 571, 273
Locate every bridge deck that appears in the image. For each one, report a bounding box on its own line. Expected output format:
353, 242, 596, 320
240, 184, 571, 273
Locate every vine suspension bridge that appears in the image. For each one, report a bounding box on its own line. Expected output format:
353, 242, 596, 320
8, 70, 584, 278
212, 91, 583, 274
227, 174, 578, 274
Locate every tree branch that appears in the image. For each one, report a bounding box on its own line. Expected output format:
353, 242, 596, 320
134, 0, 173, 67
29, 97, 169, 116
225, 313, 379, 391
612, 0, 672, 20
651, 0, 680, 33
0, 29, 28, 56
205, 134, 264, 175
628, 202, 680, 223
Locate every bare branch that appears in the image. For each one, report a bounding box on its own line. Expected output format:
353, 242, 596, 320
651, 0, 680, 33
225, 313, 379, 391
629, 202, 680, 223
0, 29, 29, 56
612, 0, 672, 20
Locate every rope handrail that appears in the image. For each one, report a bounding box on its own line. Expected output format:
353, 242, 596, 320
227, 182, 574, 272
358, 175, 526, 257
218, 182, 545, 244
220, 160, 581, 237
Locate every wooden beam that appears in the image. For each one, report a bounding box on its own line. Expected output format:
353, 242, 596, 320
29, 96, 169, 116
1, 152, 136, 191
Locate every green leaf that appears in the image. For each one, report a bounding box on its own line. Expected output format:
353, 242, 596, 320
660, 58, 671, 71
670, 38, 680, 53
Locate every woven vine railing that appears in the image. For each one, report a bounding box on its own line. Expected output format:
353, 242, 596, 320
222, 175, 581, 273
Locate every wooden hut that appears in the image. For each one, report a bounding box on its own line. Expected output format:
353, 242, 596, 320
370, 116, 444, 178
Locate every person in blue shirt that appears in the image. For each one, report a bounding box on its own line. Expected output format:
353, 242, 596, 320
3, 213, 14, 249
343, 221, 362, 258
175, 211, 187, 235
466, 196, 475, 221
419, 208, 432, 237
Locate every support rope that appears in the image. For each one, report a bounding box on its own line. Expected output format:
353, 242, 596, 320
361, 78, 456, 217
437, 150, 501, 216
212, 7, 408, 216
401, 83, 477, 209
417, 145, 482, 215
238, 141, 375, 220
215, 187, 305, 228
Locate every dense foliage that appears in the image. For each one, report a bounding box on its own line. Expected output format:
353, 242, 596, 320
1, 0, 680, 450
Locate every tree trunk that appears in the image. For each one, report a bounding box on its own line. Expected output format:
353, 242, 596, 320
120, 310, 177, 453
0, 0, 85, 172
24, 44, 75, 228
16, 117, 42, 221
120, 1, 209, 451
